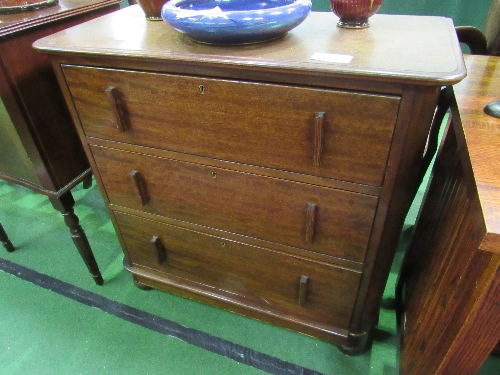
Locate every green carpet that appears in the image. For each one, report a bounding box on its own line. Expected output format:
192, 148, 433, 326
0, 180, 402, 374
0, 172, 496, 374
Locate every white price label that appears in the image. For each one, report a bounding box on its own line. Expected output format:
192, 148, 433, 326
310, 52, 353, 64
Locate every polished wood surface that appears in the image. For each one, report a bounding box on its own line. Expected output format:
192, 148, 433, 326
0, 0, 121, 284
456, 57, 500, 248
90, 145, 378, 263
399, 55, 500, 374
0, 0, 119, 34
34, 5, 465, 86
62, 65, 400, 187
116, 211, 362, 333
34, 7, 465, 354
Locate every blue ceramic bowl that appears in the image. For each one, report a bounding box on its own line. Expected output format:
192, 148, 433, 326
161, 0, 312, 45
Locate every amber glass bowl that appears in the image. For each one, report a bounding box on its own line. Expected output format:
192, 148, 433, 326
330, 0, 382, 28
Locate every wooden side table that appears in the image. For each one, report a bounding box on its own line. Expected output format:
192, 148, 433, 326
398, 55, 500, 374
0, 0, 122, 285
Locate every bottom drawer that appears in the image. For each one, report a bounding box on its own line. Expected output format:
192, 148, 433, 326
115, 211, 362, 331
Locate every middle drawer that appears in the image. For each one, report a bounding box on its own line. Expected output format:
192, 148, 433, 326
91, 145, 378, 262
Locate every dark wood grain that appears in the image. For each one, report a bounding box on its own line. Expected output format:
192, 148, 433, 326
399, 55, 500, 374
63, 65, 400, 187
90, 144, 378, 263
116, 211, 362, 336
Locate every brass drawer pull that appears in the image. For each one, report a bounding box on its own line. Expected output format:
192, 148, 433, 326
130, 170, 150, 206
305, 203, 317, 244
105, 86, 129, 132
151, 236, 166, 265
313, 112, 325, 167
299, 275, 309, 306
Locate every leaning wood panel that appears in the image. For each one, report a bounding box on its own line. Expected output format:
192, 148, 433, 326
399, 55, 500, 374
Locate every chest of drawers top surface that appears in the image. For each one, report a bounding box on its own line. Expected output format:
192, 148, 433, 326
34, 5, 465, 86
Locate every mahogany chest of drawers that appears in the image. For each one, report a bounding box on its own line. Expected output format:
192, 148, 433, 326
34, 5, 466, 353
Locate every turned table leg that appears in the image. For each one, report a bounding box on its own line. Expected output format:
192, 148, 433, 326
0, 223, 15, 252
49, 191, 104, 285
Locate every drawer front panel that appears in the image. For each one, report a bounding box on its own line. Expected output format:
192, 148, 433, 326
115, 211, 361, 330
64, 65, 400, 186
92, 145, 378, 262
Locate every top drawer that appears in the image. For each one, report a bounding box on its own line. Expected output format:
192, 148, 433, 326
63, 65, 400, 186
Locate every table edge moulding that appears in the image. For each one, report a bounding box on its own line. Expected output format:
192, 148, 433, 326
33, 5, 466, 354
0, 0, 122, 285
0, 0, 121, 35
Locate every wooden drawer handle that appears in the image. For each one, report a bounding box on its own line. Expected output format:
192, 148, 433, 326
151, 236, 166, 265
105, 86, 129, 132
130, 170, 150, 206
299, 275, 309, 306
305, 203, 317, 244
313, 112, 325, 167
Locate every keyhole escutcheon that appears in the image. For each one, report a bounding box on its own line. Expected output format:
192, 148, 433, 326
199, 85, 205, 94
